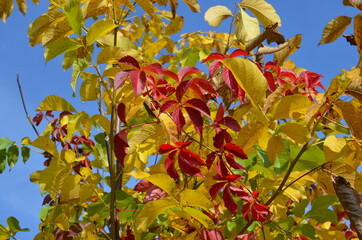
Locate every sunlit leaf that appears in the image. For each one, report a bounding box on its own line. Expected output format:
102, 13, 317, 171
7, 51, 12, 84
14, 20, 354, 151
204, 5, 232, 27
165, 16, 184, 35
44, 37, 82, 62
145, 173, 176, 196
235, 8, 260, 44
16, 0, 27, 15
278, 122, 310, 145
324, 136, 347, 161
71, 59, 89, 94
7, 217, 29, 234
0, 137, 13, 150
64, 0, 83, 36
272, 95, 312, 120
22, 136, 59, 158
0, 0, 13, 22
37, 95, 77, 112
182, 0, 200, 12
86, 19, 117, 46
319, 16, 351, 45
334, 100, 362, 140
7, 145, 19, 168
239, 0, 281, 27
180, 189, 213, 211
182, 207, 214, 229
135, 0, 154, 16
274, 34, 302, 65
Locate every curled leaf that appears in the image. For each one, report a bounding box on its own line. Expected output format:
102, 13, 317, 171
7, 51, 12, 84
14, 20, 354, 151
204, 5, 232, 27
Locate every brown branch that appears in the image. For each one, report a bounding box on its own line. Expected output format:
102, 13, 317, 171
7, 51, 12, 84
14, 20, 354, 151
16, 73, 40, 137
256, 42, 289, 55
245, 23, 278, 53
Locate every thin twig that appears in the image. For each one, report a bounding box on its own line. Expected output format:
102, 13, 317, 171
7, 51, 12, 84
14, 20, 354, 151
16, 73, 40, 137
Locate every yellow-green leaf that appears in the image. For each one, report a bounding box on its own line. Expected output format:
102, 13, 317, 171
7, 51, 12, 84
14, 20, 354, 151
274, 34, 302, 65
59, 174, 81, 204
22, 136, 59, 157
97, 46, 125, 64
145, 173, 176, 196
182, 207, 214, 229
324, 136, 346, 161
16, 0, 27, 15
44, 37, 82, 62
279, 122, 310, 145
64, 0, 83, 36
221, 58, 267, 108
235, 8, 260, 44
80, 75, 99, 101
319, 16, 351, 45
204, 5, 232, 27
91, 114, 111, 135
182, 0, 200, 12
165, 16, 184, 35
267, 135, 285, 163
272, 95, 312, 120
37, 95, 77, 112
239, 0, 281, 27
86, 19, 117, 46
41, 19, 73, 47
180, 189, 213, 211
136, 197, 177, 232
0, 0, 13, 22
71, 59, 89, 94
333, 100, 362, 140
235, 121, 268, 153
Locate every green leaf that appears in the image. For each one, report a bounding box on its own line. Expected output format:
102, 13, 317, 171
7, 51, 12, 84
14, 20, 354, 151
221, 58, 267, 108
292, 199, 309, 218
44, 37, 82, 62
319, 16, 352, 45
0, 224, 10, 239
204, 5, 232, 27
273, 149, 289, 175
305, 208, 338, 224
180, 48, 200, 67
135, 197, 177, 232
0, 149, 6, 174
64, 0, 83, 36
36, 95, 77, 112
7, 217, 29, 234
293, 222, 316, 239
292, 145, 325, 171
71, 59, 89, 95
239, 0, 281, 27
311, 195, 339, 211
0, 137, 13, 150
7, 145, 19, 169
183, 207, 214, 229
86, 19, 117, 46
21, 146, 30, 163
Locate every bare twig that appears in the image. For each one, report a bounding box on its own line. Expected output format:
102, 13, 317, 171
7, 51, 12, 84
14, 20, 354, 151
245, 23, 278, 53
16, 73, 40, 137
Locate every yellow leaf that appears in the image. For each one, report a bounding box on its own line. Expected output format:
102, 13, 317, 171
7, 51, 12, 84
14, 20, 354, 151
64, 149, 76, 163
165, 16, 184, 35
274, 34, 302, 65
97, 46, 125, 64
334, 100, 362, 139
204, 5, 232, 27
37, 95, 77, 112
272, 95, 312, 120
82, 0, 108, 19
42, 18, 73, 47
59, 174, 81, 204
222, 58, 267, 108
182, 207, 214, 229
86, 19, 117, 46
80, 78, 99, 101
91, 114, 111, 135
182, 0, 200, 12
145, 173, 176, 196
323, 136, 346, 161
44, 37, 82, 62
135, 0, 154, 16
319, 16, 351, 45
235, 121, 268, 153
180, 189, 213, 211
278, 122, 310, 145
0, 0, 13, 22
267, 135, 284, 163
235, 8, 260, 44
136, 197, 177, 232
239, 0, 281, 27
354, 13, 362, 54
344, 140, 362, 169
16, 0, 27, 15
54, 212, 69, 231
80, 184, 102, 202
23, 136, 59, 157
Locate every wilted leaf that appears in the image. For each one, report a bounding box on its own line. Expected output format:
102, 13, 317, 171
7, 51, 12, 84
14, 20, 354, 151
165, 16, 184, 35
44, 37, 82, 62
37, 95, 77, 112
16, 0, 27, 15
334, 100, 362, 140
0, 0, 13, 22
86, 19, 117, 46
274, 34, 302, 65
222, 58, 267, 108
239, 0, 281, 27
319, 16, 352, 45
182, 0, 200, 12
204, 5, 232, 27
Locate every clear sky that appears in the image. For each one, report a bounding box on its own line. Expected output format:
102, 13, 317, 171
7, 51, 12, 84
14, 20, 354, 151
0, 0, 359, 238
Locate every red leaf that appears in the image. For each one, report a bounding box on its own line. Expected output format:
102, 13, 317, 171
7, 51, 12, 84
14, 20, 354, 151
214, 103, 225, 123
223, 187, 238, 215
229, 185, 249, 200
178, 66, 201, 82
222, 67, 239, 97
242, 202, 251, 221
144, 186, 167, 203
134, 179, 154, 192
213, 129, 232, 149
264, 61, 278, 70
118, 55, 140, 69
216, 157, 229, 178
184, 107, 203, 136
165, 153, 179, 179
230, 49, 249, 58
225, 153, 246, 171
206, 152, 217, 169
218, 117, 241, 132
33, 112, 44, 126
159, 144, 177, 154
175, 141, 192, 148
142, 63, 163, 76
279, 71, 297, 82
176, 79, 193, 102
225, 174, 242, 182
179, 149, 205, 165
193, 78, 217, 95
202, 52, 226, 63
209, 61, 223, 77
224, 143, 248, 159
129, 70, 146, 96
159, 100, 179, 113
209, 182, 226, 200
163, 69, 178, 82
252, 201, 270, 222
178, 151, 203, 178
172, 107, 186, 134
184, 98, 210, 116
201, 229, 224, 240
114, 71, 129, 91
114, 129, 129, 167
264, 71, 276, 92
117, 103, 127, 124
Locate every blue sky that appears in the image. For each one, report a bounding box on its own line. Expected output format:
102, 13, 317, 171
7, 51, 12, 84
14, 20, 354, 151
0, 0, 360, 238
